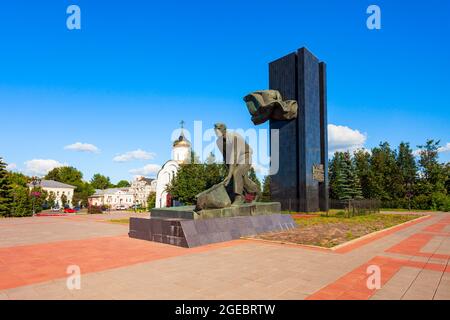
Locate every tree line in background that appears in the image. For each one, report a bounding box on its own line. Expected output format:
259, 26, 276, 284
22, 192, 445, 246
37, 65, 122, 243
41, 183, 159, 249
329, 140, 450, 211
1, 139, 448, 217
0, 157, 133, 217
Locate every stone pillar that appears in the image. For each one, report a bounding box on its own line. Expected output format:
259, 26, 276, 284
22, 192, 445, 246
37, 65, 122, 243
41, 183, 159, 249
319, 62, 329, 212
269, 47, 328, 212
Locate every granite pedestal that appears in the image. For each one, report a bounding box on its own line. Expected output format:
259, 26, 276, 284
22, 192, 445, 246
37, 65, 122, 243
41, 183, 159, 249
128, 202, 296, 248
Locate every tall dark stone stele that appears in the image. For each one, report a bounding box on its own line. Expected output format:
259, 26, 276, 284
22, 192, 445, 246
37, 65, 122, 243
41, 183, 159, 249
269, 47, 329, 212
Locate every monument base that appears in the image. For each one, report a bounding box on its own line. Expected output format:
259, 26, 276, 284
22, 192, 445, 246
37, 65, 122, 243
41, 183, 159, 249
129, 214, 295, 248
150, 202, 281, 220
128, 202, 295, 248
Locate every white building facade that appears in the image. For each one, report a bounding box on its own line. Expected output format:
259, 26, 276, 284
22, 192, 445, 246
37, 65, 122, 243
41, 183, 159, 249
28, 180, 76, 208
89, 188, 134, 209
129, 176, 156, 207
88, 177, 156, 209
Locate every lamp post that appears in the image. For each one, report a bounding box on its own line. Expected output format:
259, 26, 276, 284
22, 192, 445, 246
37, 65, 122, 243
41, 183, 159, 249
30, 176, 42, 216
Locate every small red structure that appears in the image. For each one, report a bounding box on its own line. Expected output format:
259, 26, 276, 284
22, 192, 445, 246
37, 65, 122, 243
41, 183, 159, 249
166, 194, 172, 207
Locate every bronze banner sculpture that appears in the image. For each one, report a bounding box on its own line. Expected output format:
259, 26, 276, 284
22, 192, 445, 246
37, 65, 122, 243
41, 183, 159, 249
243, 89, 298, 125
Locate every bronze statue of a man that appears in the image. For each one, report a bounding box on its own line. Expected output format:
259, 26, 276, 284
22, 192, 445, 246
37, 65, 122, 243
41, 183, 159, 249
214, 123, 261, 206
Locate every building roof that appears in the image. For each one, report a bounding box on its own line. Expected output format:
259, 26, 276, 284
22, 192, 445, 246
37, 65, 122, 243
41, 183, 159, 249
173, 130, 191, 148
91, 188, 132, 196
28, 180, 76, 189
137, 177, 154, 185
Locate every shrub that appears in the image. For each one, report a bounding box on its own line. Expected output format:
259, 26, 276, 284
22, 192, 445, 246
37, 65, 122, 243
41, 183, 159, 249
441, 197, 450, 212
411, 194, 431, 210
431, 192, 450, 212
88, 205, 103, 214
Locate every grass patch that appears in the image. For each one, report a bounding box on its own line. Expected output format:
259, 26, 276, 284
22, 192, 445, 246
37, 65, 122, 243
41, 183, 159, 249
252, 212, 422, 248
108, 218, 130, 225
293, 212, 417, 228
381, 208, 431, 212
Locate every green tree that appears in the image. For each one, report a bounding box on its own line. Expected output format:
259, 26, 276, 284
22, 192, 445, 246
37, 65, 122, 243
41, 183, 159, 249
30, 187, 48, 213
61, 193, 68, 208
47, 191, 56, 209
7, 172, 32, 216
416, 140, 446, 194
396, 142, 417, 204
444, 163, 450, 195
147, 192, 156, 210
353, 149, 373, 198
116, 180, 130, 188
90, 174, 113, 190
329, 152, 351, 200
249, 167, 262, 193
45, 166, 82, 186
414, 140, 448, 210
329, 152, 362, 200
11, 185, 32, 216
167, 164, 207, 204
204, 153, 227, 189
261, 176, 271, 202
369, 142, 402, 201
45, 166, 93, 207
72, 182, 95, 208
167, 153, 229, 205
342, 152, 363, 199
0, 158, 13, 216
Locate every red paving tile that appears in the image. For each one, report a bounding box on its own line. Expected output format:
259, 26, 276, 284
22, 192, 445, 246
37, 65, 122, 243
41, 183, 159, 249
423, 216, 450, 233
306, 256, 450, 300
386, 233, 450, 260
307, 215, 450, 300
0, 235, 244, 290
1, 212, 446, 299
308, 213, 450, 300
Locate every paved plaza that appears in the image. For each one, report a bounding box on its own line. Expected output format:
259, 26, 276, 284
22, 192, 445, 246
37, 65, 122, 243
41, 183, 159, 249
0, 212, 449, 300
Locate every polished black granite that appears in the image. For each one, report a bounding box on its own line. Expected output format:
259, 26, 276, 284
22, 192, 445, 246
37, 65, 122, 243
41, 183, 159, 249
269, 47, 329, 212
129, 214, 296, 248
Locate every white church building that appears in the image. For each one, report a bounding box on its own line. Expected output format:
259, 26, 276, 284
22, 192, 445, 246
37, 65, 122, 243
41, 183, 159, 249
155, 127, 191, 208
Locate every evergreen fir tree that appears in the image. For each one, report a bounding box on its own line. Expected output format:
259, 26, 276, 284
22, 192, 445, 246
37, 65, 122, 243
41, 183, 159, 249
0, 158, 14, 217
8, 171, 33, 216
354, 149, 372, 198
340, 152, 354, 200
397, 142, 417, 200
329, 152, 352, 200
261, 176, 271, 202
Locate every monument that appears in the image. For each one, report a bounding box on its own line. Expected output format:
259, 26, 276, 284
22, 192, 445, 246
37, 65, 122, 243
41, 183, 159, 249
129, 121, 294, 248
267, 47, 329, 212
128, 46, 327, 248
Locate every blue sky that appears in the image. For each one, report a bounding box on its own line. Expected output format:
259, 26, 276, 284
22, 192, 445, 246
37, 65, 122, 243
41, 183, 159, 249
0, 0, 449, 183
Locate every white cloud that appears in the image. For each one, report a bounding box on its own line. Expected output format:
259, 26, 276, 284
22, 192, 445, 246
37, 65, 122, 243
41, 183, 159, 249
129, 164, 161, 177
6, 163, 17, 171
328, 124, 367, 154
438, 142, 450, 153
24, 159, 65, 176
114, 149, 156, 162
64, 142, 100, 153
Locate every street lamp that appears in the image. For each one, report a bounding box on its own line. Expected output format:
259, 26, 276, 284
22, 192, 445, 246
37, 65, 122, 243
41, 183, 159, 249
30, 176, 42, 216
